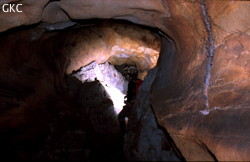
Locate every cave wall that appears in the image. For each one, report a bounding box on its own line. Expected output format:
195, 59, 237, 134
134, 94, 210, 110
151, 1, 250, 161
124, 60, 181, 161
0, 0, 250, 161
0, 26, 73, 160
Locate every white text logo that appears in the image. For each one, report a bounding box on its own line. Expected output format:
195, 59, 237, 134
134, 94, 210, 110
2, 4, 23, 12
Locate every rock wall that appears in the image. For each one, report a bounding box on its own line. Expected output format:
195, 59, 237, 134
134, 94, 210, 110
124, 62, 181, 161
151, 1, 250, 161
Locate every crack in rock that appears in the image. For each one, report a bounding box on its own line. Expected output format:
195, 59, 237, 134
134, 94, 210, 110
201, 0, 215, 109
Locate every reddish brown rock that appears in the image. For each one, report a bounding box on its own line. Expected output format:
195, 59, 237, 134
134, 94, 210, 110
61, 22, 161, 80
151, 1, 250, 161
209, 32, 250, 109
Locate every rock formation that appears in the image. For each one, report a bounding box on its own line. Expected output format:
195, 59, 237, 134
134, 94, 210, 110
0, 0, 250, 161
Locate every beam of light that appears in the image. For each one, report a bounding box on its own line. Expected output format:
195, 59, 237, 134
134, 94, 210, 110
101, 84, 126, 114
73, 61, 128, 115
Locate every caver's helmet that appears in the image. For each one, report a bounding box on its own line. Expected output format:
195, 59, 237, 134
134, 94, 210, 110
127, 65, 137, 75
124, 64, 138, 81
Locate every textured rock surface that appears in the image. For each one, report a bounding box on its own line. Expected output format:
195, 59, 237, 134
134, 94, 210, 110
0, 0, 169, 32
0, 0, 250, 161
151, 1, 250, 161
124, 67, 181, 161
58, 21, 160, 80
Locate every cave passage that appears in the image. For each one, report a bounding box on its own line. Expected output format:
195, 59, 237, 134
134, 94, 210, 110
66, 61, 144, 160
62, 19, 162, 160
1, 0, 249, 161
0, 19, 177, 161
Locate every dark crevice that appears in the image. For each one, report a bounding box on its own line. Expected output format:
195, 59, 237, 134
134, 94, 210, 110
150, 99, 185, 161
148, 34, 183, 161
157, 123, 186, 161
201, 141, 218, 161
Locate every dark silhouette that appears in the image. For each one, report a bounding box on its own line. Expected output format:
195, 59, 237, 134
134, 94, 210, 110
118, 65, 142, 136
